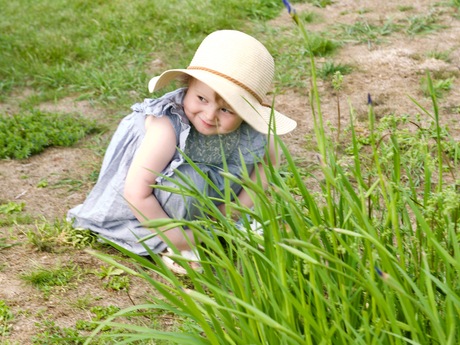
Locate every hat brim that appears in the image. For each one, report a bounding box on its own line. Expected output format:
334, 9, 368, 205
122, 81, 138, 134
148, 69, 297, 135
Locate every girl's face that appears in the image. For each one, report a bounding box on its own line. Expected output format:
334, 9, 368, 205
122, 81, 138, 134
183, 79, 243, 135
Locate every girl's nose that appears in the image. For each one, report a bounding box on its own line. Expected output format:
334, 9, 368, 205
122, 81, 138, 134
204, 108, 218, 122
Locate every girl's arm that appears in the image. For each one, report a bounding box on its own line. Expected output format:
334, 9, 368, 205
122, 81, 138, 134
124, 116, 196, 250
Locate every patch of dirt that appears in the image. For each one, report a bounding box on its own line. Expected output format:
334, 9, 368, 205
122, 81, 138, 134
1, 1, 460, 343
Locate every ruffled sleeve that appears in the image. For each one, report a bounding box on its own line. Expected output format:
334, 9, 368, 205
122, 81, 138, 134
130, 88, 191, 183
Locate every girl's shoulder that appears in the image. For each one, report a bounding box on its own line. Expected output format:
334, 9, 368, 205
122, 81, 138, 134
131, 88, 188, 119
131, 88, 190, 141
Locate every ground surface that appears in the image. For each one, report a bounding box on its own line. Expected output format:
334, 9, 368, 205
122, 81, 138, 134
1, 1, 459, 343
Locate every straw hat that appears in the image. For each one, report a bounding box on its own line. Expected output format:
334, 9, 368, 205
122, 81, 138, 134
148, 30, 297, 135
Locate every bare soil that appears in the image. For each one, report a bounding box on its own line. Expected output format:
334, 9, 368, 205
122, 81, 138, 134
1, 1, 460, 343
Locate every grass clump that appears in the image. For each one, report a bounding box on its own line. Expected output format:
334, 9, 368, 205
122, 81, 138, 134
305, 32, 339, 56
21, 263, 79, 297
96, 266, 130, 291
0, 300, 14, 337
32, 306, 125, 344
317, 60, 352, 79
0, 201, 33, 227
303, 0, 332, 8
32, 320, 85, 345
0, 111, 101, 159
335, 19, 397, 45
406, 10, 446, 35
27, 218, 98, 252
420, 75, 455, 98
427, 49, 452, 62
76, 305, 121, 333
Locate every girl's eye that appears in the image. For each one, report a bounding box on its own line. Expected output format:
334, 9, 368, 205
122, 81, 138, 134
197, 96, 206, 102
221, 108, 234, 114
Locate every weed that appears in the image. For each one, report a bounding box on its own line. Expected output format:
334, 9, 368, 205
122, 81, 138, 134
32, 320, 85, 345
332, 71, 344, 142
0, 201, 33, 227
0, 111, 101, 159
406, 10, 445, 35
0, 300, 14, 336
70, 294, 97, 311
427, 49, 452, 62
26, 218, 98, 252
21, 263, 78, 297
32, 305, 123, 344
317, 60, 352, 79
298, 10, 317, 23
305, 0, 332, 8
304, 32, 339, 56
50, 178, 84, 192
398, 5, 414, 11
36, 179, 48, 188
0, 202, 24, 215
96, 266, 130, 291
335, 19, 397, 45
76, 306, 120, 332
420, 75, 455, 98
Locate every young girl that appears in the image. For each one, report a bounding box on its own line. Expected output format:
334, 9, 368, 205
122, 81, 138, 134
68, 30, 297, 274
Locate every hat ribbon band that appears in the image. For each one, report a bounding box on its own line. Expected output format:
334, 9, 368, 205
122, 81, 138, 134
187, 66, 264, 104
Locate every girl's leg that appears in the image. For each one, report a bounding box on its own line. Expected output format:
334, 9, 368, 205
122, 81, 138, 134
153, 164, 208, 250
153, 163, 250, 249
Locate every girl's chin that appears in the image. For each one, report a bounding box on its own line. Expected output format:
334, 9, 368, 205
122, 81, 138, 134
197, 129, 218, 136
193, 123, 218, 135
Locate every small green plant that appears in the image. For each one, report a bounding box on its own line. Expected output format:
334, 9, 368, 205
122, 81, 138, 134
298, 10, 317, 23
36, 179, 48, 188
33, 306, 123, 344
32, 320, 85, 345
96, 266, 130, 291
21, 263, 78, 296
0, 111, 101, 159
51, 178, 84, 192
398, 5, 414, 11
70, 294, 98, 311
406, 10, 445, 35
427, 49, 452, 62
304, 32, 339, 56
421, 75, 455, 98
335, 19, 397, 45
0, 300, 14, 336
0, 201, 32, 227
0, 201, 24, 214
317, 60, 352, 79
306, 0, 332, 8
26, 218, 98, 252
76, 306, 121, 332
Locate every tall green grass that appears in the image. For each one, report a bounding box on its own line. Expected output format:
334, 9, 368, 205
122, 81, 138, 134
87, 96, 460, 344
84, 5, 460, 345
